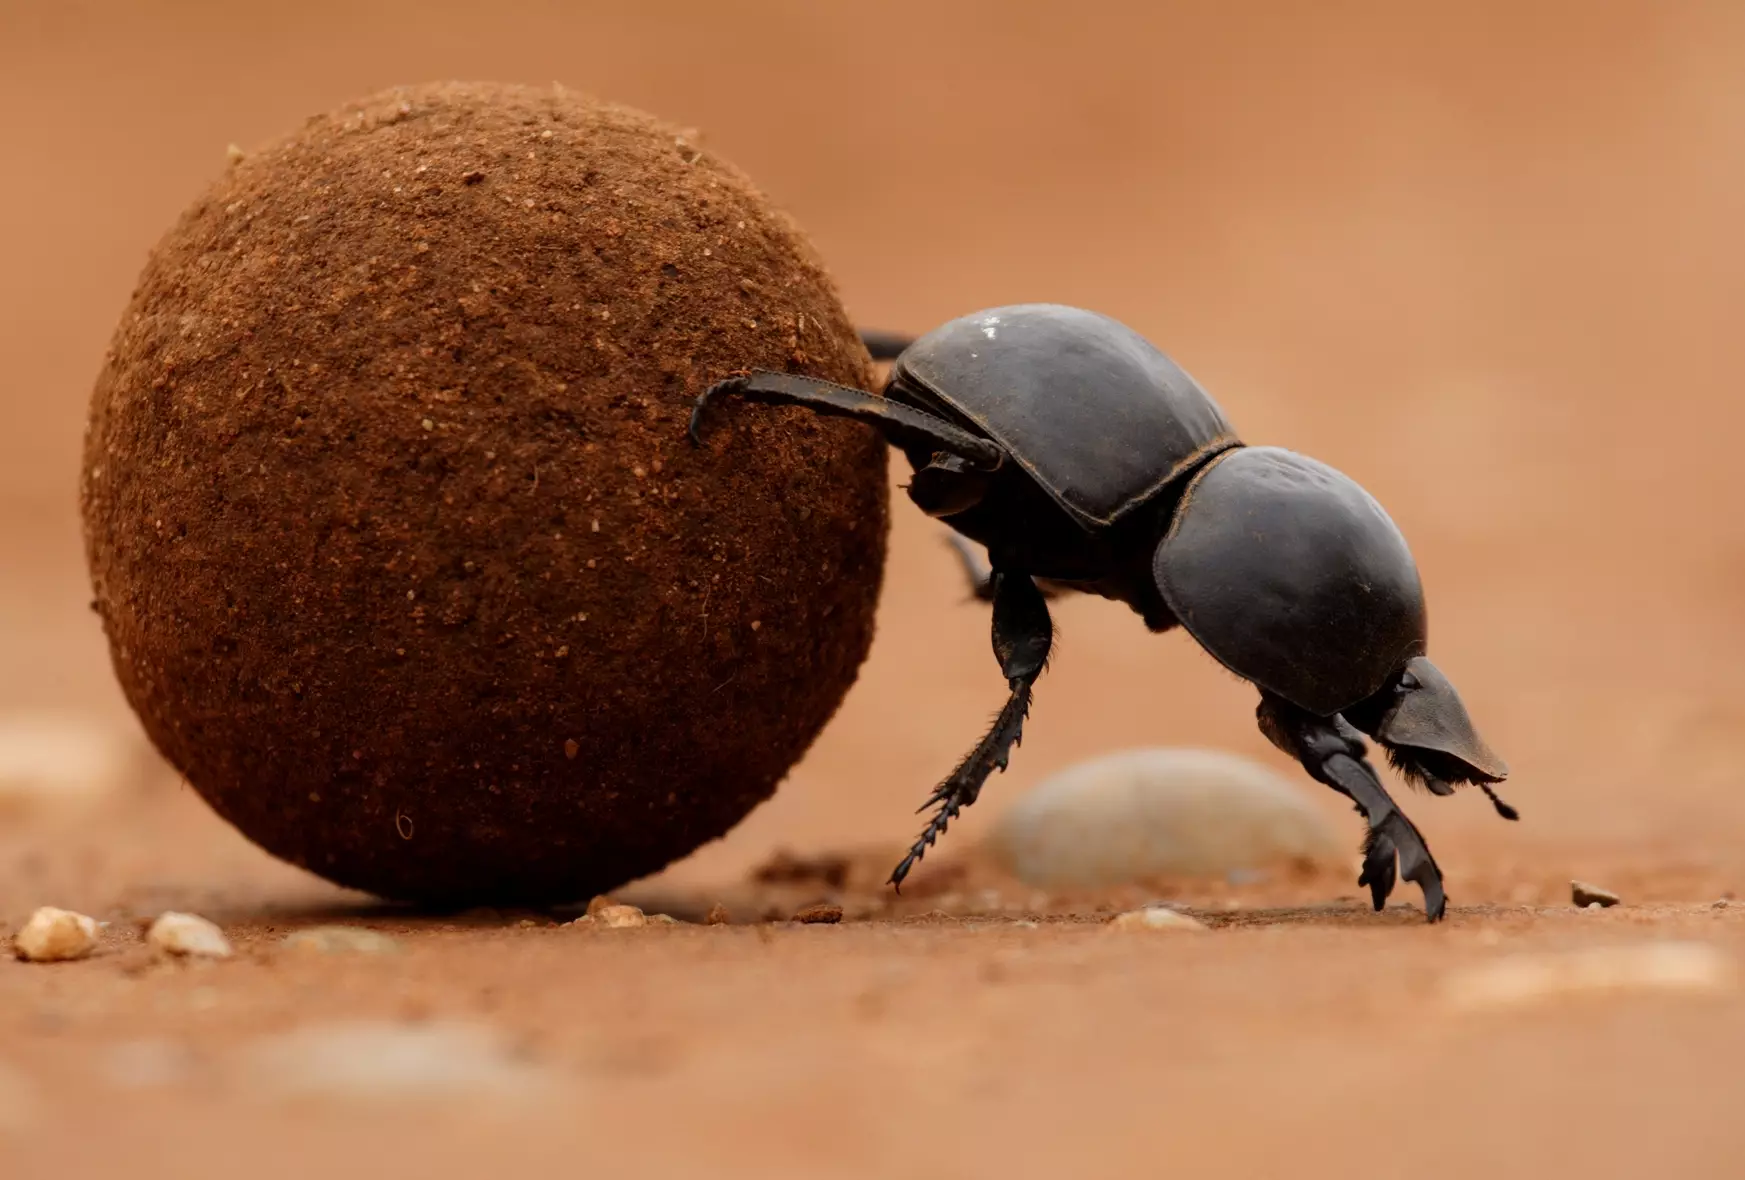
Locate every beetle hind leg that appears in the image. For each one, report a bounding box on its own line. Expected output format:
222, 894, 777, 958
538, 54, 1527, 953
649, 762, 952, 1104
889, 569, 1053, 890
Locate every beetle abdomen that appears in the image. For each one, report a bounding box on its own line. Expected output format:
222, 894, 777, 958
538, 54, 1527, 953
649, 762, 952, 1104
1153, 447, 1427, 715
894, 305, 1240, 530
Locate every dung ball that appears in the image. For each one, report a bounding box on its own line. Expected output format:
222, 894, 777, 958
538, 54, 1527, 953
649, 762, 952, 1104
81, 82, 889, 905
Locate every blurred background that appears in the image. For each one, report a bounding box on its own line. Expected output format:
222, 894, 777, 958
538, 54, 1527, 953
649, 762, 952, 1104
8, 3, 1745, 1177
7, 0, 1745, 878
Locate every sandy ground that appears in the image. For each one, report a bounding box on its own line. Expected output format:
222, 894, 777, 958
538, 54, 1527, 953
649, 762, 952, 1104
8, 1, 1745, 1175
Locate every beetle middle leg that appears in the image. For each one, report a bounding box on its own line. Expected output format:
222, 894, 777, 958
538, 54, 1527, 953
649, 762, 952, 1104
1256, 692, 1447, 922
888, 569, 1053, 890
940, 534, 1072, 604
859, 328, 916, 362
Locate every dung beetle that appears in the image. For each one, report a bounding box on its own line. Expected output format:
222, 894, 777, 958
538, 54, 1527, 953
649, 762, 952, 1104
690, 303, 1514, 921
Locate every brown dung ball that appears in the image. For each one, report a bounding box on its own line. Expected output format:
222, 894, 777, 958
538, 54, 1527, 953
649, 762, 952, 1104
82, 82, 889, 904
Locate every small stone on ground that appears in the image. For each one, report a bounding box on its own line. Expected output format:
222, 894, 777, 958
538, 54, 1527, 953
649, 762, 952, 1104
704, 902, 731, 925
572, 904, 647, 928
793, 903, 844, 924
12, 906, 99, 962
1571, 880, 1621, 908
147, 912, 232, 958
1106, 906, 1208, 933
988, 747, 1342, 888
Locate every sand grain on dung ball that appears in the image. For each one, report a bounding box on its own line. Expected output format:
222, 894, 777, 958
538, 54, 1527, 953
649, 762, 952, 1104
81, 82, 889, 904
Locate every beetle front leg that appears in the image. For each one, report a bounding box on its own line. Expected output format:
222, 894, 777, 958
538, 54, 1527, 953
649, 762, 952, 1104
1256, 692, 1447, 922
889, 569, 1053, 890
689, 370, 1005, 470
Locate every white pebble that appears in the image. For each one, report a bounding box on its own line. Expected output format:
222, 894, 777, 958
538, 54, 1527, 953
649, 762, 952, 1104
571, 901, 648, 928
988, 747, 1342, 888
595, 904, 647, 928
1106, 906, 1208, 933
238, 1021, 550, 1101
12, 906, 99, 962
1440, 942, 1734, 1011
147, 912, 232, 959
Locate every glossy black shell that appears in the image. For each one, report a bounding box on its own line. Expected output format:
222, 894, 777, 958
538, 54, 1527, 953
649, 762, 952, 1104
1153, 447, 1427, 715
892, 304, 1239, 529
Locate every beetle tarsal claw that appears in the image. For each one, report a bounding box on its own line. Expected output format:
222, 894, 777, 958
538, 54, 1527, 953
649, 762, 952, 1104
1358, 828, 1398, 912
687, 375, 751, 446
1257, 693, 1448, 922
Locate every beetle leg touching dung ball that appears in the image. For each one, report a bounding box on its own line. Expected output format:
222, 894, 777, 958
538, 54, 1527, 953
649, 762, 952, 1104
694, 303, 1515, 921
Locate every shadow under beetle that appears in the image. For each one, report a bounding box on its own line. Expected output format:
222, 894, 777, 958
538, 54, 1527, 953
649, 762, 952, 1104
690, 304, 1514, 921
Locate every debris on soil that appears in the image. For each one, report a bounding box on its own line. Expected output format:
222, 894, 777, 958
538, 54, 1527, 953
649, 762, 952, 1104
282, 926, 401, 955
571, 904, 647, 929
753, 849, 850, 890
12, 906, 100, 962
585, 896, 617, 917
82, 81, 887, 909
1106, 906, 1209, 933
237, 1021, 552, 1101
1572, 880, 1622, 908
146, 912, 232, 959
648, 913, 680, 925
792, 903, 844, 924
704, 903, 732, 925
1440, 942, 1734, 1011
987, 747, 1343, 888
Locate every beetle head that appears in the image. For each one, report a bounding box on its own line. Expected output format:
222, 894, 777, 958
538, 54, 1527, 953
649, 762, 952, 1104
1152, 446, 1509, 806
1342, 655, 1509, 790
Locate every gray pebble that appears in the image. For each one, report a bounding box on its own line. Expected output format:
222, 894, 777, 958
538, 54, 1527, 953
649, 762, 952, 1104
987, 747, 1342, 888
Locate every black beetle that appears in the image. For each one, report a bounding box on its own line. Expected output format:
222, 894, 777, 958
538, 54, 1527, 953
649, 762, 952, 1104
690, 303, 1513, 921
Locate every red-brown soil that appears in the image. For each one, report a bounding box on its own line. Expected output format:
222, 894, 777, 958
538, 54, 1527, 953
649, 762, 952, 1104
6, 3, 1745, 1177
